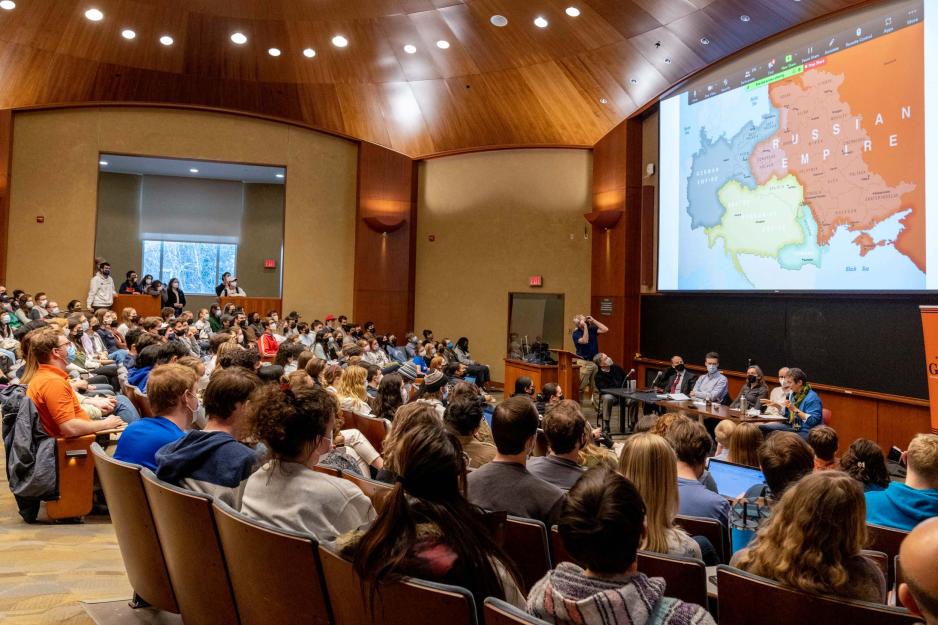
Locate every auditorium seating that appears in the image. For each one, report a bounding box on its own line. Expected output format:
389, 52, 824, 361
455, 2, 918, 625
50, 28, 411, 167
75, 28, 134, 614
867, 523, 910, 589
676, 514, 731, 564
499, 516, 552, 594
716, 565, 919, 625
340, 469, 392, 511
45, 434, 97, 520
318, 543, 479, 625
312, 464, 342, 478
347, 412, 391, 454
483, 598, 550, 625
636, 551, 708, 607
122, 382, 154, 418
212, 499, 332, 625
90, 443, 178, 613
140, 470, 240, 625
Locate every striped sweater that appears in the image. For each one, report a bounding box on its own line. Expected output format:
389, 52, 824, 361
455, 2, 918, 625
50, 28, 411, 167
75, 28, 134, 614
526, 563, 715, 625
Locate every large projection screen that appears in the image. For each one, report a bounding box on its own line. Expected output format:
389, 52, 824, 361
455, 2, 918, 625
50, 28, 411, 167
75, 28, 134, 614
658, 0, 937, 291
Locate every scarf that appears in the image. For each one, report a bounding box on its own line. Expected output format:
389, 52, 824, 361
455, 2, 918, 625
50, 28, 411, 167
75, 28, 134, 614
788, 383, 813, 428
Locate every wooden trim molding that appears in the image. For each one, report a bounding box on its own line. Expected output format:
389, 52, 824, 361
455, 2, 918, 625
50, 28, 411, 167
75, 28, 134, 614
0, 109, 11, 285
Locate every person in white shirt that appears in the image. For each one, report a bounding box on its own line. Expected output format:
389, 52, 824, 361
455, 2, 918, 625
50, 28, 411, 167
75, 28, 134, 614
86, 261, 116, 311
221, 278, 246, 297
762, 366, 791, 415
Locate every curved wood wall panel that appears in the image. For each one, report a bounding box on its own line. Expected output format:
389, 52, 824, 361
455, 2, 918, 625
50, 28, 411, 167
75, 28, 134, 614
0, 0, 863, 157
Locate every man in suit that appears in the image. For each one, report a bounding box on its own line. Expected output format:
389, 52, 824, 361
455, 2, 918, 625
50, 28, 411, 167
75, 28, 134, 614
656, 354, 696, 395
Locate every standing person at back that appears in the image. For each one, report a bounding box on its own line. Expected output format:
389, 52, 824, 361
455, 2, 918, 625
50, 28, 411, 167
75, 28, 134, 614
467, 396, 564, 527
866, 433, 938, 531
571, 314, 608, 404
86, 261, 115, 312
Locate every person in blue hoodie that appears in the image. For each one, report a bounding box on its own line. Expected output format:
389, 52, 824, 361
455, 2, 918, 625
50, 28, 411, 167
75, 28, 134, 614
126, 343, 161, 392
155, 369, 262, 509
866, 433, 938, 531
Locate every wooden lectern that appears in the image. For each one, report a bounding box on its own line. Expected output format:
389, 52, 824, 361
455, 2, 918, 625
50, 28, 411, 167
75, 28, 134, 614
549, 349, 581, 402
111, 294, 162, 318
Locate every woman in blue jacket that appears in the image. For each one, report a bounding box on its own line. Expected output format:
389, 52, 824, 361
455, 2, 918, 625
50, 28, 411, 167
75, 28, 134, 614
760, 367, 822, 440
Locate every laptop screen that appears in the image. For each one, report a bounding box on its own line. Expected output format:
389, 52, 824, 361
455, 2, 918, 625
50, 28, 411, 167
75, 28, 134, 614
706, 458, 765, 499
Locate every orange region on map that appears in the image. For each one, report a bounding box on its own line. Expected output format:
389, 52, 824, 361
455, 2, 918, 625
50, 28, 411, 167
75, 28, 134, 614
748, 21, 924, 272
852, 232, 886, 257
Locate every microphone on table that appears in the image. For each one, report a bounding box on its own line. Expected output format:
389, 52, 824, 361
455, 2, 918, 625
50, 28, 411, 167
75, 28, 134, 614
650, 369, 665, 388
621, 369, 636, 389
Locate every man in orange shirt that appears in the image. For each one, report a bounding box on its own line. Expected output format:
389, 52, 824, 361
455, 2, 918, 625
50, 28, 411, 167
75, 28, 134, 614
25, 327, 123, 437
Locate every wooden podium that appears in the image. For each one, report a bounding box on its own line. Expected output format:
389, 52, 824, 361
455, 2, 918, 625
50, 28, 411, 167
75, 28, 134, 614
550, 349, 581, 402
111, 294, 161, 318
503, 353, 580, 402
219, 297, 282, 318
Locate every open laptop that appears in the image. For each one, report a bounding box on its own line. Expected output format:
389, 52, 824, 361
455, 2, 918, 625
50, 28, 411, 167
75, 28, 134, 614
706, 457, 766, 499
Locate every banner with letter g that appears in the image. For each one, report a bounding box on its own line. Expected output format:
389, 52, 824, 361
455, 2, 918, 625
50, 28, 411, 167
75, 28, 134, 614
921, 306, 938, 435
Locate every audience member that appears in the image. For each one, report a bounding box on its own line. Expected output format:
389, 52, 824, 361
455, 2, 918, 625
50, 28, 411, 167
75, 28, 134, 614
840, 438, 891, 492
241, 383, 375, 540
118, 270, 139, 294
689, 351, 728, 403
667, 419, 730, 526
727, 422, 763, 468
528, 468, 716, 625
162, 278, 186, 314
338, 420, 524, 614
257, 319, 279, 358
453, 336, 490, 390
731, 471, 886, 603
86, 261, 115, 311
336, 365, 372, 415
155, 369, 261, 507
510, 375, 534, 399
527, 400, 587, 491
443, 395, 496, 468
113, 364, 198, 469
376, 403, 439, 483
713, 420, 736, 460
467, 396, 564, 527
730, 364, 768, 410
898, 517, 938, 625
808, 425, 839, 471
415, 370, 447, 418
127, 344, 160, 391
535, 381, 563, 415
866, 433, 938, 530
617, 433, 701, 559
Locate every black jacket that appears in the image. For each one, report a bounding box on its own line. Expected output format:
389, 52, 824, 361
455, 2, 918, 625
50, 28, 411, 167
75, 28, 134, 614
1, 384, 58, 522
594, 364, 627, 392
658, 368, 697, 395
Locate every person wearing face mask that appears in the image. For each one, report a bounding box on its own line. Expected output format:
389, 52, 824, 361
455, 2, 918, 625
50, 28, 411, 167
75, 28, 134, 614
113, 364, 199, 470
592, 352, 627, 434
690, 351, 729, 403
14, 293, 34, 326
404, 333, 419, 359
45, 300, 61, 318
86, 261, 116, 311
29, 292, 50, 321
207, 304, 223, 333
731, 365, 770, 412
119, 270, 139, 295
23, 327, 124, 438
656, 354, 696, 396
162, 277, 187, 314
762, 366, 791, 416
222, 277, 246, 297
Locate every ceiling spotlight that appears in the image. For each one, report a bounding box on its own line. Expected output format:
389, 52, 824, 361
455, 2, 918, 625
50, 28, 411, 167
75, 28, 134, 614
99, 160, 108, 166
436, 40, 450, 49
303, 48, 316, 58
121, 29, 136, 40
599, 98, 608, 104
0, 1, 16, 10
700, 36, 710, 45
275, 173, 285, 179
664, 57, 672, 64
565, 7, 581, 17
534, 16, 548, 28
740, 14, 751, 22
491, 15, 508, 27
230, 32, 247, 45
189, 168, 199, 173
268, 47, 281, 57
160, 35, 174, 46
629, 78, 638, 85
332, 35, 348, 47
403, 44, 417, 54
84, 8, 104, 21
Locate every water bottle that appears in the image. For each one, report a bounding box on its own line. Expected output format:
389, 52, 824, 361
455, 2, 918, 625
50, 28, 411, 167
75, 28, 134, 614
740, 396, 749, 414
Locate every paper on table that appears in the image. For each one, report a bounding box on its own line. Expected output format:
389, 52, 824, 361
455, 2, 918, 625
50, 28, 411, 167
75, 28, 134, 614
758, 414, 787, 421
668, 393, 691, 401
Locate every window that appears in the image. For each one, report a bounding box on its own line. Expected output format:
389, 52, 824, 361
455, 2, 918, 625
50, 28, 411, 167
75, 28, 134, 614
142, 240, 237, 295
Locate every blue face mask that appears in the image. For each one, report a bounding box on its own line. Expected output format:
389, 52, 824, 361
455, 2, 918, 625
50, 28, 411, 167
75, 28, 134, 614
707, 364, 719, 374
447, 341, 454, 349
66, 343, 77, 362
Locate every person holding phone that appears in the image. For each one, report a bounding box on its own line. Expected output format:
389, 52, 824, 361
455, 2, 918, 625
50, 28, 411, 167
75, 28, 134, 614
572, 314, 608, 404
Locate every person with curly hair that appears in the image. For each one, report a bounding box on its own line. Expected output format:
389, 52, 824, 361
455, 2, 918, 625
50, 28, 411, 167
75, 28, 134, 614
730, 471, 886, 603
240, 383, 376, 540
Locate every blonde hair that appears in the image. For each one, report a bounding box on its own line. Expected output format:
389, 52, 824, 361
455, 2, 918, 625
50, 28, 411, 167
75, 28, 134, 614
734, 472, 868, 599
714, 419, 737, 447
579, 444, 618, 471
216, 341, 241, 361
336, 365, 368, 402
20, 326, 64, 385
382, 402, 439, 473
728, 422, 764, 468
618, 433, 679, 554
907, 433, 938, 487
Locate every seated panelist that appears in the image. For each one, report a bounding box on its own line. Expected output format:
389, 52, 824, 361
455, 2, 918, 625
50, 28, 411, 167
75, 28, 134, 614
689, 351, 728, 403
655, 354, 696, 395
759, 367, 822, 439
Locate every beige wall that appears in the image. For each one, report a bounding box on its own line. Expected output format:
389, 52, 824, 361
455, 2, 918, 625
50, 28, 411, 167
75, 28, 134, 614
95, 172, 142, 284
8, 107, 356, 318
415, 149, 592, 381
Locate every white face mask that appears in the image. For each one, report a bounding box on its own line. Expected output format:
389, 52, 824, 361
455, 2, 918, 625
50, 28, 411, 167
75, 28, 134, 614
51, 307, 60, 314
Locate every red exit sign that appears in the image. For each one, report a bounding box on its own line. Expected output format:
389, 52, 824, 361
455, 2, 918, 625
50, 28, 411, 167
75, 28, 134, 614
264, 258, 276, 269
529, 275, 543, 287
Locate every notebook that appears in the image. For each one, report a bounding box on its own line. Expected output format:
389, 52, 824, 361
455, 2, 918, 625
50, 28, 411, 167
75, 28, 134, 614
706, 457, 766, 499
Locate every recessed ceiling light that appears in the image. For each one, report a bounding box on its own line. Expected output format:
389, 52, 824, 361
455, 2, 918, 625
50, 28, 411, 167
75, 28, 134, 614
268, 47, 281, 57
629, 78, 638, 85
740, 14, 751, 22
0, 1, 16, 10
403, 44, 417, 54
664, 57, 672, 64
565, 7, 581, 17
534, 16, 548, 28
332, 35, 348, 47
303, 48, 316, 58
230, 32, 247, 45
121, 29, 136, 40
84, 8, 104, 21
436, 40, 450, 49
490, 15, 508, 27
189, 168, 199, 173
275, 173, 285, 179
99, 160, 108, 166
160, 35, 174, 46
700, 36, 710, 45
599, 98, 608, 104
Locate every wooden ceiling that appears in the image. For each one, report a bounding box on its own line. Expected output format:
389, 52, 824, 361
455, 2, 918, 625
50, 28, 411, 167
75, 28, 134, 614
0, 0, 865, 157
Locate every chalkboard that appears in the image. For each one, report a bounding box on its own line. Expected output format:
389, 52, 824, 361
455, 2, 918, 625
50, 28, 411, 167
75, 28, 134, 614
640, 295, 938, 399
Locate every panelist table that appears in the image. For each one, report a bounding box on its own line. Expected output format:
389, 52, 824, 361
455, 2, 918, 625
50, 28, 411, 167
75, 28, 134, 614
600, 388, 660, 433
111, 294, 161, 317
657, 399, 780, 424
219, 297, 282, 318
